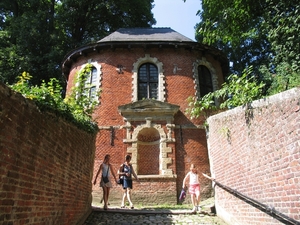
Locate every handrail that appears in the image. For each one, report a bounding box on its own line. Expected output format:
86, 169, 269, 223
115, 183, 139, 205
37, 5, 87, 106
202, 173, 300, 225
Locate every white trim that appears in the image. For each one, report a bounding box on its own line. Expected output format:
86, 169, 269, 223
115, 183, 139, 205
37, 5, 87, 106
78, 60, 102, 102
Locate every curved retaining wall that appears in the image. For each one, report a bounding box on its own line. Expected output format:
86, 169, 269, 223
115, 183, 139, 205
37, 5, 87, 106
0, 83, 96, 225
207, 87, 300, 225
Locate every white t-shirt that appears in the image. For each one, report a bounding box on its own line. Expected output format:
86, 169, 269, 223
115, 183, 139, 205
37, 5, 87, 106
189, 171, 199, 185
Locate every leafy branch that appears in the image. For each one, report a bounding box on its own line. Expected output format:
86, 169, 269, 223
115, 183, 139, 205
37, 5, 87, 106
10, 70, 99, 133
64, 63, 101, 116
186, 66, 265, 119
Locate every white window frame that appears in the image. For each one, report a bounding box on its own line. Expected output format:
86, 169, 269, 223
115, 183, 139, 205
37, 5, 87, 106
77, 60, 102, 102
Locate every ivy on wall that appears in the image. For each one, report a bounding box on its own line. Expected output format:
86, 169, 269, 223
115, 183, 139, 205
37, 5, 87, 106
10, 69, 99, 133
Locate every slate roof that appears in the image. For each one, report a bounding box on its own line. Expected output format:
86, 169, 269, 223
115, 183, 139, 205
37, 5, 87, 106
98, 28, 194, 43
62, 27, 229, 77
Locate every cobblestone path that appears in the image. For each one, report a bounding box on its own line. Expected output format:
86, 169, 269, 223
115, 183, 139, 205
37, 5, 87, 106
83, 207, 228, 225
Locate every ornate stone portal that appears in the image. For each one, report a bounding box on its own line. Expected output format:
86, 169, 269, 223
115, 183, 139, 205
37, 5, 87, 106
118, 99, 179, 178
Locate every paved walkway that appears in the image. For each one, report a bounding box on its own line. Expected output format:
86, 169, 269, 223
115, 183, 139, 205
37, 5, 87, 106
83, 205, 228, 225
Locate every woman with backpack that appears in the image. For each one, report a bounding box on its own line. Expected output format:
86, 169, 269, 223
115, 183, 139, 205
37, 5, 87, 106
93, 154, 117, 210
118, 154, 139, 209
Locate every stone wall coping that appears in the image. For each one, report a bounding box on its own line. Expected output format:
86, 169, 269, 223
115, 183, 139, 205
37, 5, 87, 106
208, 87, 300, 122
137, 175, 177, 179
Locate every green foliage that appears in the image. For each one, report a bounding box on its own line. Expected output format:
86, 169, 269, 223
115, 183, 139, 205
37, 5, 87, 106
259, 62, 300, 96
0, 0, 155, 86
216, 68, 265, 109
186, 93, 217, 119
10, 71, 99, 133
195, 0, 269, 75
64, 64, 101, 115
262, 0, 300, 72
186, 0, 299, 121
195, 0, 299, 76
187, 67, 265, 119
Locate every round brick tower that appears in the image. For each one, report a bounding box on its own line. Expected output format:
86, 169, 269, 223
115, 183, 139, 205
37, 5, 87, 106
62, 28, 228, 205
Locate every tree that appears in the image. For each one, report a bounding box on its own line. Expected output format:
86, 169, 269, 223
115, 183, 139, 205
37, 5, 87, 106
57, 0, 155, 48
184, 0, 299, 120
0, 0, 155, 86
193, 0, 299, 76
0, 0, 63, 84
263, 0, 300, 72
186, 66, 265, 119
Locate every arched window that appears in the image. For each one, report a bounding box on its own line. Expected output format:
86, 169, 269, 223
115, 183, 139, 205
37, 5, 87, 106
198, 65, 213, 97
138, 63, 158, 100
85, 66, 98, 101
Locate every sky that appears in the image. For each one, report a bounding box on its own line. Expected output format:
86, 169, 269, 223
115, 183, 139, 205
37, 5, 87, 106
152, 0, 201, 41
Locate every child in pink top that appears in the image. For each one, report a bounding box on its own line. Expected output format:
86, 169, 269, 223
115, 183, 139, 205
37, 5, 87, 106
182, 164, 201, 212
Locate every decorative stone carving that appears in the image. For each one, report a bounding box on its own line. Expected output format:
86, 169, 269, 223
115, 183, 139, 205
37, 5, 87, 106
118, 99, 179, 177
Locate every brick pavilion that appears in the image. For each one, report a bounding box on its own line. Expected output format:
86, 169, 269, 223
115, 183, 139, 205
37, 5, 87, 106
62, 28, 228, 205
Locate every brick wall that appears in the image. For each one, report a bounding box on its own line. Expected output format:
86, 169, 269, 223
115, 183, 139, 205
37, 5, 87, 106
72, 47, 219, 206
207, 87, 300, 225
0, 83, 96, 225
138, 144, 160, 175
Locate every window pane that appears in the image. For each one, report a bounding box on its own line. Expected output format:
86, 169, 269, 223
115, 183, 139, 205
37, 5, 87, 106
85, 66, 97, 84
90, 86, 96, 100
149, 65, 158, 82
198, 65, 213, 97
138, 83, 148, 100
138, 65, 148, 82
91, 68, 97, 83
138, 63, 158, 100
149, 83, 158, 99
85, 75, 91, 85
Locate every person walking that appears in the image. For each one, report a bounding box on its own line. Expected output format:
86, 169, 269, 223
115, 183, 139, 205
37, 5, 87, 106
182, 163, 201, 213
118, 154, 139, 209
93, 154, 117, 210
